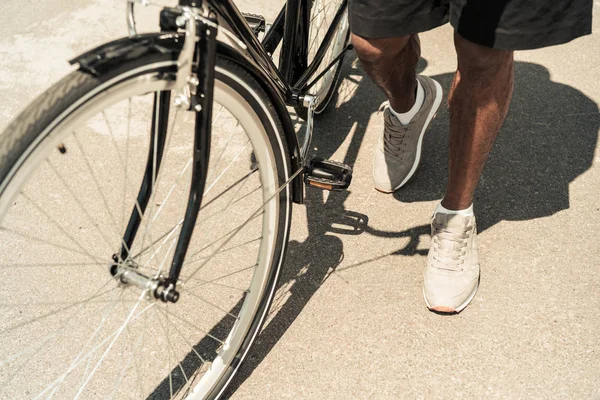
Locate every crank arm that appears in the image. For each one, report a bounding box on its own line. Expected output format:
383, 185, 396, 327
300, 94, 318, 161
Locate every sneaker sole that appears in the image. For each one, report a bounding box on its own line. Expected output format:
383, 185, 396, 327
423, 275, 480, 314
374, 79, 443, 193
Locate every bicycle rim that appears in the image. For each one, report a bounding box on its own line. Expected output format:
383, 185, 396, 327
0, 63, 289, 399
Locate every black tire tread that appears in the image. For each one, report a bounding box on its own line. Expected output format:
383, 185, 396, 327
0, 72, 99, 182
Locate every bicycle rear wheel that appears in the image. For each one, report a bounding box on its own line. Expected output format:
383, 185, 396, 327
296, 0, 349, 118
0, 53, 291, 399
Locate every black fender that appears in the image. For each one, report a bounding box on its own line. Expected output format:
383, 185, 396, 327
70, 32, 304, 203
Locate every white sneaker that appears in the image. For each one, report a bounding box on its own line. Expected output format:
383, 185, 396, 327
423, 211, 480, 313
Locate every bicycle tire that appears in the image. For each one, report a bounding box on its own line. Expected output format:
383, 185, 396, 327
0, 52, 292, 400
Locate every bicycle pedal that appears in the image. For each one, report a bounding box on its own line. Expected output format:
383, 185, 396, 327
305, 158, 352, 191
242, 13, 266, 36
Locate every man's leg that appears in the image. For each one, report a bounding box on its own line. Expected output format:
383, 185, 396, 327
444, 33, 514, 210
351, 34, 419, 113
352, 34, 444, 192
424, 34, 514, 313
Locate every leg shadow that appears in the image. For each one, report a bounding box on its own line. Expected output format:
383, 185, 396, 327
392, 61, 600, 233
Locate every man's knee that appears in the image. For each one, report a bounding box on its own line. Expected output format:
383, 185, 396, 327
351, 34, 412, 64
454, 33, 513, 76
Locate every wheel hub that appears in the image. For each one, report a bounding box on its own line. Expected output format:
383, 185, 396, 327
110, 255, 180, 303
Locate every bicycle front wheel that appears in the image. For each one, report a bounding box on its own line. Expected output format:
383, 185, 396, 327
0, 54, 292, 399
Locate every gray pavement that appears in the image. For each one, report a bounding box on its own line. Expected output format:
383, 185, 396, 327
1, 1, 600, 399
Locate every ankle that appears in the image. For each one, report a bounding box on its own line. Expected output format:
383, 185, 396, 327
437, 200, 474, 216
389, 79, 424, 124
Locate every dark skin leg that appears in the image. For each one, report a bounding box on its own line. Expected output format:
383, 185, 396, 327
351, 33, 420, 113
443, 33, 514, 210
353, 32, 514, 210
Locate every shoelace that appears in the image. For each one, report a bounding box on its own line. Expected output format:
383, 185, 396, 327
431, 223, 470, 272
381, 108, 415, 159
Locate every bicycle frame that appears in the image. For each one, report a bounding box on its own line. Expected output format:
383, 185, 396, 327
180, 0, 349, 102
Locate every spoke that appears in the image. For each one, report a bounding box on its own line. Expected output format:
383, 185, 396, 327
199, 167, 258, 212
1, 283, 117, 337
125, 310, 149, 399
183, 237, 261, 268
183, 209, 265, 282
147, 222, 180, 279
183, 202, 265, 268
135, 218, 183, 270
156, 306, 174, 399
72, 292, 151, 399
204, 140, 251, 195
167, 307, 174, 400
183, 223, 252, 266
46, 159, 128, 255
212, 104, 226, 125
204, 126, 237, 185
221, 170, 255, 210
132, 156, 192, 262
143, 155, 192, 278
107, 322, 139, 400
32, 301, 155, 400
18, 191, 103, 264
138, 99, 161, 262
181, 263, 257, 294
1, 280, 118, 384
50, 291, 125, 398
0, 261, 105, 268
121, 98, 132, 233
198, 186, 262, 227
160, 308, 225, 345
309, 0, 336, 25
93, 104, 178, 263
153, 306, 191, 399
130, 219, 183, 262
184, 290, 240, 320
0, 299, 138, 307
132, 165, 257, 263
150, 156, 193, 225
308, 9, 325, 56
180, 276, 248, 293
72, 133, 121, 238
148, 236, 260, 289
0, 226, 102, 262
159, 307, 207, 364
228, 185, 262, 207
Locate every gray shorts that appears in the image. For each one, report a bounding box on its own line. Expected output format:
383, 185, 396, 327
349, 0, 593, 50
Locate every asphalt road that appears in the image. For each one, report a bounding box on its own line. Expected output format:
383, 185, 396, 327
1, 1, 599, 399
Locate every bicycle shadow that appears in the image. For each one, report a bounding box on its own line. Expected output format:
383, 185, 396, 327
223, 57, 599, 397
222, 56, 429, 397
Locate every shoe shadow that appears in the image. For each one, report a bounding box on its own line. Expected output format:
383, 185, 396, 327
222, 57, 599, 397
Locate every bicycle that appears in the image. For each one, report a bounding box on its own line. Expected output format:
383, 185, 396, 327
0, 0, 353, 398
